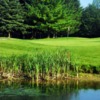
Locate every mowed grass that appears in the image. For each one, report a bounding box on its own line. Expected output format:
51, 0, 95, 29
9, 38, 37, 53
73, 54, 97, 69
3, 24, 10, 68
0, 37, 100, 67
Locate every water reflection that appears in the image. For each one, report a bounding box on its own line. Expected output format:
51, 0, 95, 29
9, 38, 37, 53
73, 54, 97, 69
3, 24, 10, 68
0, 80, 100, 100
70, 89, 100, 100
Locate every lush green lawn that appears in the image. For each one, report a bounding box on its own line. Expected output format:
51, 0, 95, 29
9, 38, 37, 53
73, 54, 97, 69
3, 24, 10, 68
0, 37, 100, 67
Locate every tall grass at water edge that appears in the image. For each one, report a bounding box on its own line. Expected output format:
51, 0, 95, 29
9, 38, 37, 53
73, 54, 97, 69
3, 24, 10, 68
0, 48, 100, 81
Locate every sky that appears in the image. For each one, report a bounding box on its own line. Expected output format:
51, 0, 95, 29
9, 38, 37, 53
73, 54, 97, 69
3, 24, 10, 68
80, 0, 93, 7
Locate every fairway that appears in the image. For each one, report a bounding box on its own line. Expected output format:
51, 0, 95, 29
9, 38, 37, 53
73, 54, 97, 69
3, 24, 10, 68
0, 37, 100, 67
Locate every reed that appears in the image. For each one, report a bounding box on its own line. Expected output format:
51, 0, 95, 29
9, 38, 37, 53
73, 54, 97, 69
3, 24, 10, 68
0, 48, 70, 80
0, 47, 100, 81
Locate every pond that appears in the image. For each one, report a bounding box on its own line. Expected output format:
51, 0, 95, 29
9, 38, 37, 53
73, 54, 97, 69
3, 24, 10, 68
0, 80, 100, 100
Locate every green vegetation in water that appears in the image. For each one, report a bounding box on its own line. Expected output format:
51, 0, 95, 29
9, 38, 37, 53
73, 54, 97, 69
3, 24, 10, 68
0, 80, 100, 97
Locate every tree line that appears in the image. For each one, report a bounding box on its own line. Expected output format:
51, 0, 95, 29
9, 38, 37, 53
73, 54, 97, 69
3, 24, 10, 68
0, 0, 100, 38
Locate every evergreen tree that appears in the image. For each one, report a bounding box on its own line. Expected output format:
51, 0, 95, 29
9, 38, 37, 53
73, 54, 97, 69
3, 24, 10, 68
65, 0, 82, 36
25, 0, 70, 38
0, 0, 82, 38
0, 0, 25, 38
80, 5, 100, 37
93, 0, 100, 8
19, 0, 33, 4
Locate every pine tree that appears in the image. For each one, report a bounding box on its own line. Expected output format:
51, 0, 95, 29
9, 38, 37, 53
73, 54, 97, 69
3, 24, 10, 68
0, 0, 25, 38
19, 0, 33, 4
93, 0, 100, 8
25, 0, 69, 38
65, 0, 82, 36
80, 5, 100, 37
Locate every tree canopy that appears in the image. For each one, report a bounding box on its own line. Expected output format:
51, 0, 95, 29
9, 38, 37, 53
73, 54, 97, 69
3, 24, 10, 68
0, 0, 26, 38
25, 0, 67, 37
25, 0, 82, 38
79, 4, 100, 37
0, 0, 99, 38
93, 0, 100, 8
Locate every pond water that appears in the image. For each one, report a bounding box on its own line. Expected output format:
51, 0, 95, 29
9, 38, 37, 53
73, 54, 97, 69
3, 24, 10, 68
0, 80, 100, 100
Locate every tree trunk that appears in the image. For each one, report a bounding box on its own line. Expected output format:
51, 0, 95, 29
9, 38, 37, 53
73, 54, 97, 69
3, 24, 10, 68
67, 26, 70, 37
23, 34, 25, 39
8, 32, 11, 38
34, 32, 36, 38
77, 73, 79, 78
48, 34, 50, 38
53, 33, 57, 38
67, 33, 69, 37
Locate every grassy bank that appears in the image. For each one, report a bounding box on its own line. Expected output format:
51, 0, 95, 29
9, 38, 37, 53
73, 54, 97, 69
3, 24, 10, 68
0, 37, 100, 81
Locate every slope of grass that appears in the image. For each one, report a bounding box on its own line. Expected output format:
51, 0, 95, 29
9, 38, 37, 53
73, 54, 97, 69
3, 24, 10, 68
29, 37, 100, 66
0, 37, 100, 66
